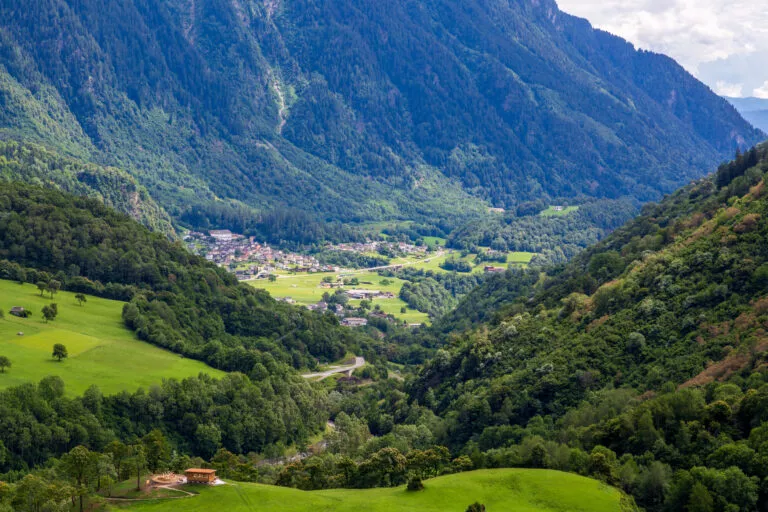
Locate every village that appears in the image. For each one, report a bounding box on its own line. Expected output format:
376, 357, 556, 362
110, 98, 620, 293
184, 230, 337, 280
185, 228, 533, 329
326, 240, 429, 257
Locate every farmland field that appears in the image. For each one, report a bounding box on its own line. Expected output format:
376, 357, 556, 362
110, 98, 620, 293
249, 249, 535, 325
115, 469, 631, 512
250, 272, 430, 324
0, 280, 224, 395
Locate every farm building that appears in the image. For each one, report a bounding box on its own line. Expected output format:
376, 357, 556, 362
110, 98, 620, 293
342, 318, 368, 327
10, 307, 26, 317
185, 468, 217, 483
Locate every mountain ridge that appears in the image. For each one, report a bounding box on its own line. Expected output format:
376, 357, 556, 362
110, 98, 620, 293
0, 0, 762, 236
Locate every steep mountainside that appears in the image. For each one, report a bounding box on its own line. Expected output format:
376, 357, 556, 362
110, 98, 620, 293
0, 0, 762, 233
406, 145, 768, 510
415, 143, 768, 435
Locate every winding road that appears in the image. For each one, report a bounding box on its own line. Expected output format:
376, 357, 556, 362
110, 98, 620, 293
302, 357, 365, 380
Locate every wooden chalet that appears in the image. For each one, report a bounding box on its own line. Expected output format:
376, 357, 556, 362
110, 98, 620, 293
185, 468, 217, 483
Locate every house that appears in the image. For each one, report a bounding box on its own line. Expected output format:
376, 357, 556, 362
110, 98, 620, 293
10, 307, 26, 317
342, 318, 368, 327
185, 468, 217, 484
347, 289, 381, 300
209, 229, 234, 241
484, 266, 506, 274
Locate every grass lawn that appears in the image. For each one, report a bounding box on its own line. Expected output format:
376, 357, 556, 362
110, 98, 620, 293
540, 205, 579, 217
0, 280, 224, 395
114, 469, 629, 512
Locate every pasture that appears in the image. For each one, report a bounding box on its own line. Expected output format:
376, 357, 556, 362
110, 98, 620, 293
0, 280, 224, 395
115, 469, 630, 512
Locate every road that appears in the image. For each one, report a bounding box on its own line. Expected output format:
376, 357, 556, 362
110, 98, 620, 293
302, 356, 365, 380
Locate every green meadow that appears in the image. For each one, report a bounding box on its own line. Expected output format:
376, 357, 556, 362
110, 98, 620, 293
0, 280, 223, 395
115, 469, 630, 512
249, 249, 535, 325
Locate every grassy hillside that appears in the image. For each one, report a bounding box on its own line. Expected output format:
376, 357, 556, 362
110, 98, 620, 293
0, 280, 223, 395
117, 469, 631, 512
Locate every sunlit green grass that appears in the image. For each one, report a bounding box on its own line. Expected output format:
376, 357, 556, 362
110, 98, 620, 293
115, 469, 629, 512
0, 280, 223, 395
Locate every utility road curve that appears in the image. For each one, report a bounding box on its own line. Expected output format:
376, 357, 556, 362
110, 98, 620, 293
302, 357, 365, 380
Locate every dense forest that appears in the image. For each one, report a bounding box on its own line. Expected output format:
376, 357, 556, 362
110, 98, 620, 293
0, 141, 173, 234
0, 0, 762, 240
448, 199, 639, 266
393, 145, 768, 510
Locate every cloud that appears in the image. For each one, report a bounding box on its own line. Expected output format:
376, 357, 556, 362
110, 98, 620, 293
715, 81, 743, 98
754, 81, 768, 100
556, 0, 768, 97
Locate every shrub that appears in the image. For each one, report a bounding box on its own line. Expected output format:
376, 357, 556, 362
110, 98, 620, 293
406, 476, 424, 491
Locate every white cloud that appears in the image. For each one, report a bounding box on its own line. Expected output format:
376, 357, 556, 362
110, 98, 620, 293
754, 81, 768, 100
715, 81, 743, 98
556, 0, 768, 97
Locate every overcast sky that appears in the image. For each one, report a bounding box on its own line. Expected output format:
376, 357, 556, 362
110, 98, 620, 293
557, 0, 768, 98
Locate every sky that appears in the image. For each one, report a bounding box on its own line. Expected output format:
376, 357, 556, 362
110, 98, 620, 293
556, 0, 768, 99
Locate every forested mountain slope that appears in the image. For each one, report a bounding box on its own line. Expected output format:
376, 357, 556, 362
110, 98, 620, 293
0, 0, 762, 233
409, 145, 768, 509
0, 140, 173, 234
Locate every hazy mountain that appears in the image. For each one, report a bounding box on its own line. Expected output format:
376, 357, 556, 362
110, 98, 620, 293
0, 0, 762, 234
726, 96, 768, 133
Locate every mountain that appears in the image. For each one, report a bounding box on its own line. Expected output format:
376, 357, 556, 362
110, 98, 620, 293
408, 144, 768, 510
0, 0, 762, 236
726, 97, 768, 133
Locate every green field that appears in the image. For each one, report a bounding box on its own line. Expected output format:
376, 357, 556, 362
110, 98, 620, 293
540, 205, 579, 217
0, 280, 224, 395
115, 469, 630, 512
250, 273, 430, 325
249, 249, 535, 325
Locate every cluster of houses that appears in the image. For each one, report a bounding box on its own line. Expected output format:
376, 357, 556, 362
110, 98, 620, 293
346, 289, 396, 300
185, 230, 335, 279
327, 240, 428, 256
